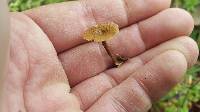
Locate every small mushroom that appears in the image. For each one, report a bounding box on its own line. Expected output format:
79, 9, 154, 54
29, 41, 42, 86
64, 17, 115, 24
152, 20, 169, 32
83, 22, 128, 66
83, 22, 119, 42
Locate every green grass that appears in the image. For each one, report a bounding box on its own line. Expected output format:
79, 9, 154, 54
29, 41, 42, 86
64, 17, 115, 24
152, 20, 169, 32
9, 0, 200, 112
173, 0, 200, 12
9, 0, 65, 11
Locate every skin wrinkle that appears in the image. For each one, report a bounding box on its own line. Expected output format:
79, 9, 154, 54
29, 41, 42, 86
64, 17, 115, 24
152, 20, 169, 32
6, 61, 25, 112
113, 95, 133, 112
12, 14, 44, 111
90, 73, 117, 110
109, 78, 151, 112
86, 73, 117, 110
173, 38, 198, 67
136, 23, 146, 51
105, 55, 145, 84
8, 44, 23, 112
20, 17, 46, 112
80, 0, 97, 26
111, 96, 129, 112
10, 29, 28, 75
120, 0, 130, 25
180, 39, 198, 67
134, 81, 152, 112
72, 72, 117, 111
104, 71, 121, 85
19, 36, 30, 112
104, 74, 118, 89
134, 78, 152, 103
73, 89, 85, 110
11, 15, 31, 112
20, 17, 48, 89
109, 65, 151, 112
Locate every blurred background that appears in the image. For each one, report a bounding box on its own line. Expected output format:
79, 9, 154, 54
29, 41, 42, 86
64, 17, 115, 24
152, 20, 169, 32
8, 0, 200, 112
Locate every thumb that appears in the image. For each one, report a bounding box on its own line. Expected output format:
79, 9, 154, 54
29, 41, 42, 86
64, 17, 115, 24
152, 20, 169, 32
6, 12, 82, 112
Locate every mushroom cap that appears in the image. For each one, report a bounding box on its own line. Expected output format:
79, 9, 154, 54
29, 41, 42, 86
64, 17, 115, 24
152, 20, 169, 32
83, 22, 119, 42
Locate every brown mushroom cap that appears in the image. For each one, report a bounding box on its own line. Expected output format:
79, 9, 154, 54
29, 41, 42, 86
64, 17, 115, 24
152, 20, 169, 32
83, 22, 119, 42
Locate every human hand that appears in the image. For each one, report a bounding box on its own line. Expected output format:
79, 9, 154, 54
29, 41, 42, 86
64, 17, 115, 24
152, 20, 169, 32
3, 0, 199, 112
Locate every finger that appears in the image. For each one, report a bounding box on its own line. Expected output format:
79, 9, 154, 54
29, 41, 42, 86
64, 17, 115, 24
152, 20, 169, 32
59, 8, 194, 86
86, 50, 188, 112
59, 42, 114, 87
105, 37, 199, 83
106, 8, 194, 57
72, 36, 199, 110
24, 0, 171, 52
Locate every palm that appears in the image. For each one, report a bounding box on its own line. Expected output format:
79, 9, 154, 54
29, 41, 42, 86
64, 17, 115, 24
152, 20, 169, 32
4, 0, 199, 112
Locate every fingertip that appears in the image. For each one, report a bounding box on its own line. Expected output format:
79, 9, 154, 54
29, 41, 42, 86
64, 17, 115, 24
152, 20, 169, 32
157, 50, 188, 83
138, 8, 194, 49
164, 8, 194, 35
174, 36, 199, 67
133, 50, 188, 101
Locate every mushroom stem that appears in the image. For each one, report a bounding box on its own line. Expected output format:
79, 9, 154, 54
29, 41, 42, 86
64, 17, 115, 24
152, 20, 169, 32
102, 41, 116, 66
102, 41, 128, 66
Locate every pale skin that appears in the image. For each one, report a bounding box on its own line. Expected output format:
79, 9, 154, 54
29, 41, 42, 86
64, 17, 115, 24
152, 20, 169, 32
2, 0, 199, 112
